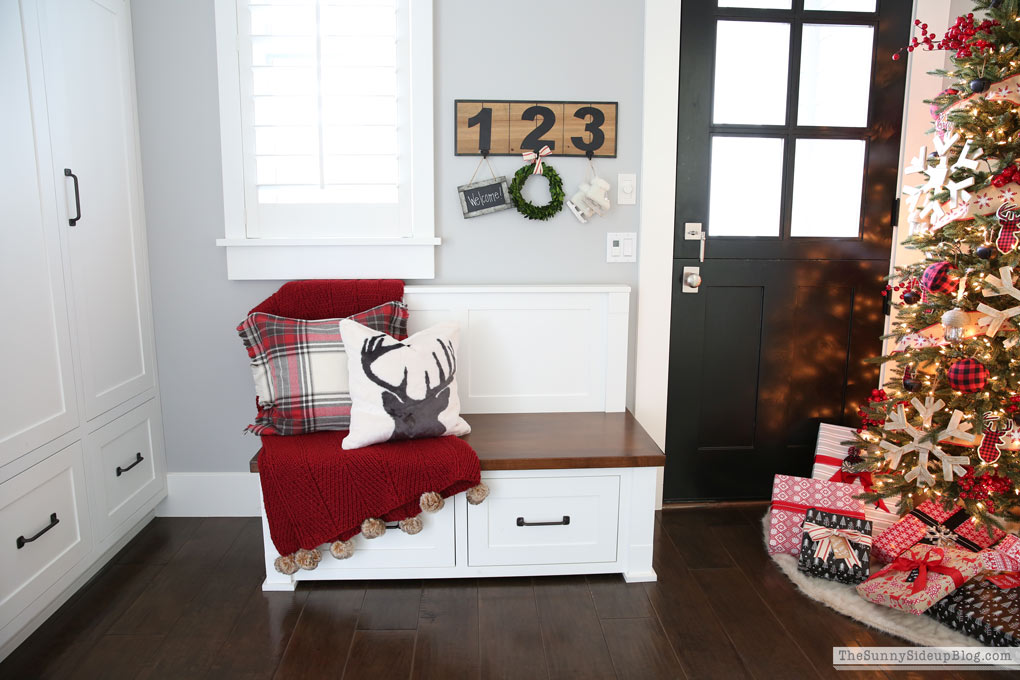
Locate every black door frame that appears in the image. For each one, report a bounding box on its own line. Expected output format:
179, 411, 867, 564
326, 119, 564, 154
664, 0, 911, 502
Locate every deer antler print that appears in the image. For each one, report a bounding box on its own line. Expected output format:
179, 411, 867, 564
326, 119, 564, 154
424, 339, 457, 399
359, 334, 459, 441
361, 335, 410, 400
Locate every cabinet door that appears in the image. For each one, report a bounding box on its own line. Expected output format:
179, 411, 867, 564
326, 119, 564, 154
39, 0, 155, 419
0, 0, 79, 468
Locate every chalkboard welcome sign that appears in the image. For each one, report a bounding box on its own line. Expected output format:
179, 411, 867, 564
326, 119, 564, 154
458, 177, 512, 218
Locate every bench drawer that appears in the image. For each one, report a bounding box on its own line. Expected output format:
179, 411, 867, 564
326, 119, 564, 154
86, 399, 164, 543
467, 475, 620, 567
314, 501, 456, 571
0, 442, 92, 632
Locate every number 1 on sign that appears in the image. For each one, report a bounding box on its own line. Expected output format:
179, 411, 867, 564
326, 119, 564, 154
467, 106, 492, 154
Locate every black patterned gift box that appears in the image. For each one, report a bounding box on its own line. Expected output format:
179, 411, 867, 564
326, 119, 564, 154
797, 508, 873, 585
927, 578, 1020, 647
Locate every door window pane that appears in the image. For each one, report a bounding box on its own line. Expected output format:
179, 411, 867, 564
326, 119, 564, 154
709, 136, 785, 236
804, 0, 876, 11
719, 0, 792, 7
713, 21, 790, 125
798, 24, 874, 127
790, 138, 865, 237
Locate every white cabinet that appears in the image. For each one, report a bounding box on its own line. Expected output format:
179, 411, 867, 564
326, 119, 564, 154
85, 399, 165, 544
0, 0, 79, 468
0, 443, 92, 634
0, 0, 165, 661
39, 0, 156, 419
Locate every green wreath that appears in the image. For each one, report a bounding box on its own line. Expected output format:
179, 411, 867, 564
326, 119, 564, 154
509, 162, 564, 220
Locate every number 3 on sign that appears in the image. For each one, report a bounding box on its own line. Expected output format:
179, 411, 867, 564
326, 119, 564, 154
455, 100, 617, 157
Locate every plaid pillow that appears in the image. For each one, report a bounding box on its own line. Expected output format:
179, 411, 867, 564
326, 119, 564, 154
237, 301, 408, 435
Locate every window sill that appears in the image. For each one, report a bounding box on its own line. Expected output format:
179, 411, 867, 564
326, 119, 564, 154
215, 237, 440, 280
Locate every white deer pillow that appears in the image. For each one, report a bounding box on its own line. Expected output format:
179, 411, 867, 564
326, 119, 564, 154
338, 319, 471, 450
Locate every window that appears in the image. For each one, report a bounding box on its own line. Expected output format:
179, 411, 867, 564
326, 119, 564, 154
213, 0, 437, 279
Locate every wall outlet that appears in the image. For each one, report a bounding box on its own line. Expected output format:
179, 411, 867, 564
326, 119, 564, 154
607, 232, 637, 263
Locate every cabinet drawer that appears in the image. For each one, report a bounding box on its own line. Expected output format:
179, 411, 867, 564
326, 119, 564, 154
468, 475, 620, 567
86, 399, 164, 543
313, 501, 456, 571
0, 442, 91, 632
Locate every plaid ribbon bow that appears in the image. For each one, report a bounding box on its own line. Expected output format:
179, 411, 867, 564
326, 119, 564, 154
522, 145, 552, 175
803, 521, 872, 569
997, 203, 1020, 253
887, 548, 967, 595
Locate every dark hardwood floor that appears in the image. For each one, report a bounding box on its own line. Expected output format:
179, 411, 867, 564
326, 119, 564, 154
0, 505, 1005, 680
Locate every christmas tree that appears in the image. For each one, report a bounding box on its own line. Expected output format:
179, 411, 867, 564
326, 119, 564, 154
858, 0, 1020, 527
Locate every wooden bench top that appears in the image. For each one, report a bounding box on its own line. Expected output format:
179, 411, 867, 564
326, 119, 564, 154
249, 411, 664, 473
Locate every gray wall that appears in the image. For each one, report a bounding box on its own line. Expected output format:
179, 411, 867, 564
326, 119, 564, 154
130, 0, 645, 474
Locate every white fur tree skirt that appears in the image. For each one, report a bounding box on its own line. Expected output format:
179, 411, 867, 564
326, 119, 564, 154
761, 515, 982, 647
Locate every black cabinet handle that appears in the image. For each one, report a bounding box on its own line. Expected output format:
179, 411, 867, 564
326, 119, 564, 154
64, 168, 81, 226
516, 515, 570, 527
17, 513, 59, 549
116, 452, 144, 477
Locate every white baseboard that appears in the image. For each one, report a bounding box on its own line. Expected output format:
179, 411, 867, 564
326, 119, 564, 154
157, 472, 261, 517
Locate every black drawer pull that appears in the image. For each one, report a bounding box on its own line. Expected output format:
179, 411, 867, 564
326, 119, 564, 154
17, 513, 59, 549
64, 168, 81, 226
516, 515, 570, 527
116, 452, 144, 477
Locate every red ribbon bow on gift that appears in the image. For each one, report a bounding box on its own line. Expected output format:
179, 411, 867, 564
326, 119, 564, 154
802, 521, 872, 569
817, 455, 890, 512
522, 145, 552, 175
887, 548, 967, 595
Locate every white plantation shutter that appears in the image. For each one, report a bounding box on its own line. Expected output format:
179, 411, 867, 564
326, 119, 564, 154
236, 0, 411, 237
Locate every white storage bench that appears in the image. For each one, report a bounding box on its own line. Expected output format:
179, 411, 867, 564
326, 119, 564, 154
251, 412, 664, 590
248, 285, 663, 589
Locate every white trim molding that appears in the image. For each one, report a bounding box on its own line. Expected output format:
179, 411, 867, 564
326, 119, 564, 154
157, 473, 261, 517
634, 0, 680, 453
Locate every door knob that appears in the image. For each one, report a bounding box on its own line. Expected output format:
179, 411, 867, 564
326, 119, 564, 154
682, 266, 701, 294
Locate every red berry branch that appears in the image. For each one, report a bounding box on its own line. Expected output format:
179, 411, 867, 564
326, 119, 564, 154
958, 467, 1013, 512
993, 163, 1020, 187
893, 13, 1000, 61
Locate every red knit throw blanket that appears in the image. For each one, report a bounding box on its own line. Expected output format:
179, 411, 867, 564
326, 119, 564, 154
259, 431, 481, 555
249, 280, 481, 555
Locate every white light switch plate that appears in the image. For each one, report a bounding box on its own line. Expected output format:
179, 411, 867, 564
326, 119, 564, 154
607, 232, 637, 263
618, 174, 636, 205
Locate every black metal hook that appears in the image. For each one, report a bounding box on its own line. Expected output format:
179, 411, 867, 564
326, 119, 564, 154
480, 149, 489, 159
585, 150, 594, 160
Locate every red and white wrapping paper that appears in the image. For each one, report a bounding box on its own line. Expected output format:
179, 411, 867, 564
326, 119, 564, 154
982, 534, 1020, 585
994, 533, 1020, 560
810, 423, 899, 536
856, 544, 983, 615
871, 500, 1005, 564
768, 474, 865, 556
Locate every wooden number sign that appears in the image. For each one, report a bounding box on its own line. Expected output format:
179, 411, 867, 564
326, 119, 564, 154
455, 100, 617, 158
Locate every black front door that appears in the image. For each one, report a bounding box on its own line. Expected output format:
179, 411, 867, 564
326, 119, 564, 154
664, 0, 911, 501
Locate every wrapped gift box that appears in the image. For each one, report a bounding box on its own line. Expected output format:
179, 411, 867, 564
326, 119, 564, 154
981, 547, 1020, 574
797, 508, 872, 584
926, 577, 1020, 647
768, 474, 865, 556
856, 544, 983, 615
810, 423, 899, 537
871, 500, 1005, 564
995, 534, 1020, 560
